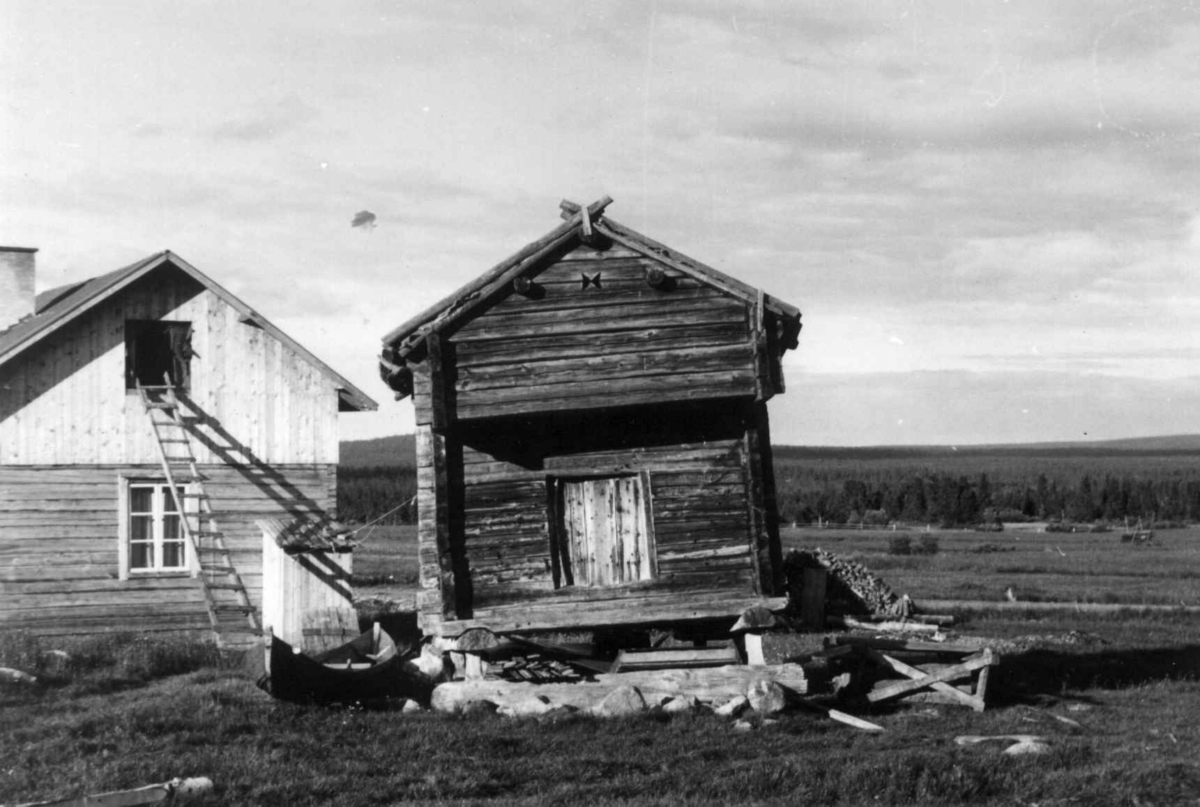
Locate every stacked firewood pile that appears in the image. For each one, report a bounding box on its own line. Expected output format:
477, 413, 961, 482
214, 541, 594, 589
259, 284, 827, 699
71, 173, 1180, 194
784, 549, 910, 618
497, 655, 585, 683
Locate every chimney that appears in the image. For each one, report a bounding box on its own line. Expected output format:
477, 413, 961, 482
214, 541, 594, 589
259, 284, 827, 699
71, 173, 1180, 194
0, 247, 38, 332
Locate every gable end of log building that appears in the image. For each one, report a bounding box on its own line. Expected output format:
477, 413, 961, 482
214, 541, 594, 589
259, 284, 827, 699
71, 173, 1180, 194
380, 198, 801, 637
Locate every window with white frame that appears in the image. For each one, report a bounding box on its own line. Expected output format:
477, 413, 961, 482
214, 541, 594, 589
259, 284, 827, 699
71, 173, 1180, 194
125, 482, 188, 574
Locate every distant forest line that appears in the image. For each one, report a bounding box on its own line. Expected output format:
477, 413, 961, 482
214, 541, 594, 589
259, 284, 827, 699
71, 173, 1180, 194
337, 434, 1200, 527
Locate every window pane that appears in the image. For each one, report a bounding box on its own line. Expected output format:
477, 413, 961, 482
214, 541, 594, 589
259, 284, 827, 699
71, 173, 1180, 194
130, 542, 153, 569
162, 540, 185, 569
162, 489, 181, 515
130, 514, 152, 542
163, 514, 181, 539
130, 487, 153, 514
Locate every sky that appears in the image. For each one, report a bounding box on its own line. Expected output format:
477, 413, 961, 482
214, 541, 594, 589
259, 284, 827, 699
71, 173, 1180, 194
2, 0, 1199, 446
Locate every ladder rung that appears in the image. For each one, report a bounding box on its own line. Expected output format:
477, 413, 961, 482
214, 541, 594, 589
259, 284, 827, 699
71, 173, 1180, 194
160, 438, 190, 443
145, 403, 176, 410
202, 566, 235, 575
213, 604, 254, 614
206, 583, 247, 591
180, 493, 209, 499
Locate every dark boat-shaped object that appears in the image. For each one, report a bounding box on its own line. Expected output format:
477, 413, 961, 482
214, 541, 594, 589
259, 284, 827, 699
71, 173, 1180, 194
247, 623, 435, 706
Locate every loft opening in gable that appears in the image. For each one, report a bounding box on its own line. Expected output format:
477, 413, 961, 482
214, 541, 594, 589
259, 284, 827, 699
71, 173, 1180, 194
125, 319, 194, 391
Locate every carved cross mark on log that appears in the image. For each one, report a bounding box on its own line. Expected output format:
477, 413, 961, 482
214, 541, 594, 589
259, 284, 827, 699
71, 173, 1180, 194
581, 272, 602, 290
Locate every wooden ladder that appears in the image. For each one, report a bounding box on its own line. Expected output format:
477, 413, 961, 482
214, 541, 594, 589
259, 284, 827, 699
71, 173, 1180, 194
137, 379, 261, 648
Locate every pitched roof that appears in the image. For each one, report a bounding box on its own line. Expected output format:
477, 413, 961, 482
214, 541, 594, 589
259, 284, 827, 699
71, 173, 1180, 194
0, 250, 376, 412
258, 515, 354, 553
379, 197, 802, 364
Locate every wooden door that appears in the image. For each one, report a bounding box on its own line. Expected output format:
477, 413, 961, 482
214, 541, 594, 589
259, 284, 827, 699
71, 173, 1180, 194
558, 475, 655, 587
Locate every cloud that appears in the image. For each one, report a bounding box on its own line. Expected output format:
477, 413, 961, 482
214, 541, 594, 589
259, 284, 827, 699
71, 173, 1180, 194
211, 96, 320, 142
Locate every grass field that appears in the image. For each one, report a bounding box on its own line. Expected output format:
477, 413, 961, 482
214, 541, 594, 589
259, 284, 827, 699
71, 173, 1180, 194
3, 525, 1200, 805
782, 525, 1200, 608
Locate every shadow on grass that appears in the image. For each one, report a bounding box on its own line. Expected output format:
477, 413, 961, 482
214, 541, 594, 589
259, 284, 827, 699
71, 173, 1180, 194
992, 644, 1200, 705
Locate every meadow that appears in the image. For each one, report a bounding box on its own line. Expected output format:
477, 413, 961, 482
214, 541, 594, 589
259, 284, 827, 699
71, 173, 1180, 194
783, 525, 1200, 609
3, 525, 1199, 805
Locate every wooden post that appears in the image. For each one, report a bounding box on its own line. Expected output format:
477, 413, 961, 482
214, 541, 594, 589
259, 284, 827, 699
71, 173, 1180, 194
800, 567, 827, 630
754, 401, 785, 593
426, 333, 449, 434
456, 628, 498, 681
731, 606, 776, 667
416, 424, 457, 629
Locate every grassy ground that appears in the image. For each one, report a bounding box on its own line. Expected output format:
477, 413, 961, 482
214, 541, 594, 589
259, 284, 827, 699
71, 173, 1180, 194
2, 613, 1199, 806
783, 525, 1200, 607
4, 528, 1199, 805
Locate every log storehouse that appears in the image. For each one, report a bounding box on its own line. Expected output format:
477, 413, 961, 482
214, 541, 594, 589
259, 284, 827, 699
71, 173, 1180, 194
0, 248, 376, 646
379, 197, 802, 640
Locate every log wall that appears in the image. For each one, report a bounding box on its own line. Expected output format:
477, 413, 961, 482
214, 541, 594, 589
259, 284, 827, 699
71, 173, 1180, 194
0, 463, 336, 637
0, 265, 341, 466
407, 241, 791, 636
442, 244, 757, 421
416, 403, 782, 636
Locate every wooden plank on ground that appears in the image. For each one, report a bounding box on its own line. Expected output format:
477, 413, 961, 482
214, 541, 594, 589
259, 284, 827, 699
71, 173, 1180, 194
432, 662, 811, 712
864, 648, 993, 712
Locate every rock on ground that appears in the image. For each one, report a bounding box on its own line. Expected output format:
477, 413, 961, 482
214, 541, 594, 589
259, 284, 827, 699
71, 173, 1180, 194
498, 695, 554, 718
458, 699, 499, 716
661, 695, 699, 714
715, 695, 749, 717
747, 680, 787, 714
594, 685, 647, 717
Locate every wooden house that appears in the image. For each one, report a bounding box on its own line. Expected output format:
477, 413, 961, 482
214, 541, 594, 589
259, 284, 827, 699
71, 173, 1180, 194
378, 198, 802, 639
0, 247, 376, 645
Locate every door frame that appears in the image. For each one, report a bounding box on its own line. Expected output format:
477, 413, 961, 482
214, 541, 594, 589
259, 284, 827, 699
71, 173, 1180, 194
546, 469, 657, 590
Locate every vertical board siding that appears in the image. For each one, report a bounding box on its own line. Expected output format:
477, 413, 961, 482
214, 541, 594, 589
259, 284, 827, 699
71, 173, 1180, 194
261, 535, 354, 652
0, 463, 335, 637
448, 245, 756, 419
559, 477, 653, 587
0, 266, 340, 465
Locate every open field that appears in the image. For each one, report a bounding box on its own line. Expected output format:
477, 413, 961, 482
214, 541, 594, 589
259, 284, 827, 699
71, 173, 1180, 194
349, 524, 1200, 611
782, 526, 1200, 608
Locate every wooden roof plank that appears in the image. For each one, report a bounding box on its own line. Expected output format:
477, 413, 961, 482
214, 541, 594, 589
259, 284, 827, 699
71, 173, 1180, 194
381, 196, 613, 356
379, 196, 803, 391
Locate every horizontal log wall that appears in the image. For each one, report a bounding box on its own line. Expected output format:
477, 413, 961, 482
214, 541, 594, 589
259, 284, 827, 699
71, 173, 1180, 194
0, 265, 341, 465
416, 404, 765, 635
0, 463, 335, 638
444, 245, 757, 421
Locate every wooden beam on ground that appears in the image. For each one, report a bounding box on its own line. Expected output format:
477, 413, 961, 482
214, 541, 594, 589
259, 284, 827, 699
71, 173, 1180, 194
834, 635, 986, 655
793, 698, 884, 732
828, 708, 885, 732
431, 662, 812, 713
17, 777, 213, 807
612, 646, 741, 672
864, 648, 994, 712
828, 616, 939, 634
